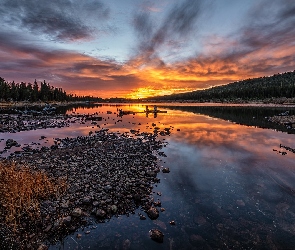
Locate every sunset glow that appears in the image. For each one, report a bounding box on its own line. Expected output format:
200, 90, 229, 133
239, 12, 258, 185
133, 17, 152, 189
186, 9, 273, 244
0, 0, 294, 98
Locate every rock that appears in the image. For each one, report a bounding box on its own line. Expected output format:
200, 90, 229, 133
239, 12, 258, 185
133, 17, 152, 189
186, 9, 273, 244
169, 220, 176, 225
62, 216, 72, 226
139, 214, 146, 220
149, 229, 164, 243
146, 171, 157, 177
111, 205, 117, 213
122, 239, 131, 250
72, 208, 82, 217
147, 207, 159, 220
37, 244, 48, 250
93, 201, 99, 207
162, 168, 170, 173
82, 196, 91, 205
43, 225, 52, 233
61, 200, 69, 208
154, 200, 161, 207
104, 185, 112, 191
96, 209, 106, 219
133, 193, 141, 202
5, 139, 18, 148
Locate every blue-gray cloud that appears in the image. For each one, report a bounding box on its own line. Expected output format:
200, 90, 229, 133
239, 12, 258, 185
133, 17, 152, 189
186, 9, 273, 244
0, 0, 110, 41
133, 0, 203, 63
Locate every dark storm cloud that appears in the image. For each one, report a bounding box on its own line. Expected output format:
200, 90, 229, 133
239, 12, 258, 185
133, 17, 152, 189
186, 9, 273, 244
133, 0, 203, 62
0, 0, 110, 41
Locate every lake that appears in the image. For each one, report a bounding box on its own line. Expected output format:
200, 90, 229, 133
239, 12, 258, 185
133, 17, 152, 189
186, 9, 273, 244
1, 103, 295, 249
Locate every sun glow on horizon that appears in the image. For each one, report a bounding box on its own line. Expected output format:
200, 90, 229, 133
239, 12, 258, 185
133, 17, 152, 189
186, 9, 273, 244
124, 86, 200, 99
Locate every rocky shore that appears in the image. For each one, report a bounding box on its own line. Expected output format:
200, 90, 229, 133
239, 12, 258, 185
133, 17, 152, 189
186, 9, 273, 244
0, 103, 173, 249
0, 127, 170, 249
0, 101, 88, 108
268, 114, 295, 128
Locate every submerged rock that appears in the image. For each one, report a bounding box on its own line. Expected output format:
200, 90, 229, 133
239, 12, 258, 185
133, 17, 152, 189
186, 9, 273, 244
149, 229, 164, 243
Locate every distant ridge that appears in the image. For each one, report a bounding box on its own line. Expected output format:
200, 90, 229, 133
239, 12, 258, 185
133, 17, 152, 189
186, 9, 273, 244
146, 70, 295, 103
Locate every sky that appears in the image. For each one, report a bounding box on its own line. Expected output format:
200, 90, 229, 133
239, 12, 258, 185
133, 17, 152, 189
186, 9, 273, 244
0, 0, 295, 99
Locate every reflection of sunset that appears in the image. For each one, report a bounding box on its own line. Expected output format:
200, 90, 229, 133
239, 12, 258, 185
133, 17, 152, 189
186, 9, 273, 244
66, 104, 295, 168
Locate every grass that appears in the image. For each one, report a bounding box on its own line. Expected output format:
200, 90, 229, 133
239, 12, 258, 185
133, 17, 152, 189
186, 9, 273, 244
0, 160, 66, 230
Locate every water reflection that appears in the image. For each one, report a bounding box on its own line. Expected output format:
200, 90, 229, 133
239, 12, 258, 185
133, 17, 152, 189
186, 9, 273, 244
159, 105, 295, 134
1, 104, 295, 249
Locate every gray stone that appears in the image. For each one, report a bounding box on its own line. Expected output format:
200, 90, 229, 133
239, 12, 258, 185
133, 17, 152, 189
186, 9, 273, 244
72, 208, 82, 217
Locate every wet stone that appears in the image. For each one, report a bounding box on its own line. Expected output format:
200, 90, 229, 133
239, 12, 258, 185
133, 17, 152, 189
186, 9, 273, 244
37, 244, 48, 250
93, 201, 99, 207
72, 208, 82, 217
146, 171, 157, 177
147, 207, 159, 220
149, 229, 164, 243
111, 205, 117, 214
162, 168, 170, 173
5, 139, 19, 148
82, 196, 92, 205
62, 216, 72, 227
96, 209, 107, 219
139, 214, 146, 220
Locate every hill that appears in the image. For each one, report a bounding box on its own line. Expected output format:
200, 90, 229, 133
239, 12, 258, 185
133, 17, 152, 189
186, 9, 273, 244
146, 71, 295, 103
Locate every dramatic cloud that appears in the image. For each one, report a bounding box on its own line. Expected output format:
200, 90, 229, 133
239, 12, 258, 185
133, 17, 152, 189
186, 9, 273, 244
0, 30, 140, 98
0, 0, 110, 41
133, 0, 203, 64
128, 0, 295, 96
0, 0, 294, 98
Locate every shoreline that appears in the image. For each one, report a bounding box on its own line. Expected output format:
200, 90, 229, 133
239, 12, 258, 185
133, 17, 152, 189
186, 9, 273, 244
0, 129, 169, 249
0, 101, 90, 108
0, 100, 294, 248
1, 100, 295, 108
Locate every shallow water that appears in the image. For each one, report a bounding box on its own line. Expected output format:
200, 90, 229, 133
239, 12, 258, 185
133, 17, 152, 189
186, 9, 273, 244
1, 103, 295, 249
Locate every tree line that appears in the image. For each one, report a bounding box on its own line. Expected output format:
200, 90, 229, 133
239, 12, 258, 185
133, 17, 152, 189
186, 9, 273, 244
146, 70, 295, 102
0, 77, 102, 102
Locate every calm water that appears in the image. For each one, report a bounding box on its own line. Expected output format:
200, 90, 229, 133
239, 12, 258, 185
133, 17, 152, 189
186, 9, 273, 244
1, 103, 295, 249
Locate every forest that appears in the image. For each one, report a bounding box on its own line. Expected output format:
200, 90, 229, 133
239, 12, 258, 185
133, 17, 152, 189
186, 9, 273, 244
147, 71, 295, 103
2, 70, 295, 103
0, 77, 102, 102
